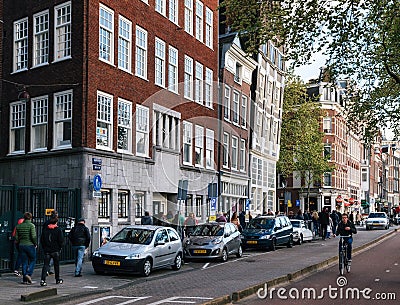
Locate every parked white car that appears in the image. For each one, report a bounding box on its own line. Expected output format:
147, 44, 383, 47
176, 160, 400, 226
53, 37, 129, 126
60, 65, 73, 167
290, 219, 313, 244
365, 212, 390, 230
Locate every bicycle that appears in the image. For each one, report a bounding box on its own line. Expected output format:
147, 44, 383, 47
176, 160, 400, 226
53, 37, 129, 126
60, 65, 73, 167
338, 236, 351, 275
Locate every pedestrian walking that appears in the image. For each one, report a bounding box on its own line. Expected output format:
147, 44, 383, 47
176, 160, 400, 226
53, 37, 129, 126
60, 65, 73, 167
42, 210, 58, 276
12, 217, 25, 276
40, 214, 64, 286
230, 212, 242, 232
184, 212, 198, 236
172, 211, 185, 239
318, 207, 330, 240
68, 218, 91, 277
141, 211, 153, 225
15, 212, 37, 285
330, 210, 339, 235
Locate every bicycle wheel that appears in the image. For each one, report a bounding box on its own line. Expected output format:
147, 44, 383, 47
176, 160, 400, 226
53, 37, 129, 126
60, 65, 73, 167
339, 251, 344, 275
344, 245, 351, 273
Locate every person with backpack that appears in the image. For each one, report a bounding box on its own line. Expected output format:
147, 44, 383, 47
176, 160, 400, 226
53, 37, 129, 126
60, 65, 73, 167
40, 214, 64, 286
68, 218, 91, 277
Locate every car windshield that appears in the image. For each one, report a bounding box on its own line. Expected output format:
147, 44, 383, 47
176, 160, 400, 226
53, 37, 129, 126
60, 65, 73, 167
368, 213, 386, 218
291, 221, 301, 228
191, 224, 224, 236
110, 228, 155, 245
248, 218, 274, 230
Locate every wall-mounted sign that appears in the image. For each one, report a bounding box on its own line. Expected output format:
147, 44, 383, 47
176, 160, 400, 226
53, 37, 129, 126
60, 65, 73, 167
93, 174, 102, 192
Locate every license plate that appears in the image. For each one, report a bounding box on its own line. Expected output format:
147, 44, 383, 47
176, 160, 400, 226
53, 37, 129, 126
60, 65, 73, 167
193, 249, 207, 254
247, 240, 257, 244
104, 260, 120, 266
373, 223, 381, 226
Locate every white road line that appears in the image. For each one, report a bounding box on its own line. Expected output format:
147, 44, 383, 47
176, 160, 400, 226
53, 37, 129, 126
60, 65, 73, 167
374, 278, 380, 282
77, 296, 150, 305
146, 297, 213, 305
385, 269, 390, 272
202, 262, 210, 269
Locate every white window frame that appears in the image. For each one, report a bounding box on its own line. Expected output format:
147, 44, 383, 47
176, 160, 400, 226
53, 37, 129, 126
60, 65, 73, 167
136, 26, 148, 79
13, 18, 28, 72
168, 46, 178, 93
31, 95, 48, 151
99, 4, 114, 64
33, 10, 49, 67
155, 37, 166, 87
323, 117, 332, 133
118, 98, 132, 153
54, 1, 72, 61
195, 0, 204, 42
231, 136, 238, 170
195, 62, 203, 104
224, 86, 230, 120
240, 139, 246, 172
155, 0, 167, 16
10, 101, 26, 154
232, 90, 239, 124
205, 68, 213, 108
136, 105, 149, 157
183, 121, 193, 165
195, 125, 204, 167
206, 128, 214, 169
241, 95, 247, 128
96, 91, 113, 150
184, 55, 193, 100
223, 132, 229, 168
53, 90, 73, 148
205, 7, 213, 48
118, 15, 132, 73
184, 0, 193, 35
169, 0, 178, 24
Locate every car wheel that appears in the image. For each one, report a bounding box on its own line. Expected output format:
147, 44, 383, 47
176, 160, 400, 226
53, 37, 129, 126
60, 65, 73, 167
297, 234, 303, 245
221, 248, 228, 262
287, 236, 293, 248
236, 245, 243, 258
141, 258, 152, 277
172, 253, 182, 270
269, 239, 276, 251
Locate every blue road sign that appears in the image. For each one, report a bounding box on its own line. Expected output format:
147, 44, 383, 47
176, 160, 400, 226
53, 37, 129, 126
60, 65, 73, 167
93, 174, 102, 192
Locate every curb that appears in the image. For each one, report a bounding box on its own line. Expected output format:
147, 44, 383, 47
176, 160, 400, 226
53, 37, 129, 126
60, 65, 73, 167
201, 229, 397, 305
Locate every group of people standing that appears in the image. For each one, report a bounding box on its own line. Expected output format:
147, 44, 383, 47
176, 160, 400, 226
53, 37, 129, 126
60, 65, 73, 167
13, 211, 91, 286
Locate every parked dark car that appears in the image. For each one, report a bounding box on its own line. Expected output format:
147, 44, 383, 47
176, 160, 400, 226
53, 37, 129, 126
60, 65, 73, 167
241, 215, 294, 251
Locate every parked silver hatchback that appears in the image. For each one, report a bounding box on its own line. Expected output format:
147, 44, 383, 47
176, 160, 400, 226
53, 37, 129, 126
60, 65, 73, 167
92, 225, 183, 277
183, 222, 242, 262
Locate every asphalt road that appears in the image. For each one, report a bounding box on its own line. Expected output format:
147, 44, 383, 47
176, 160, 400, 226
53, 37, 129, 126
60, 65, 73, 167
233, 230, 400, 305
49, 226, 396, 305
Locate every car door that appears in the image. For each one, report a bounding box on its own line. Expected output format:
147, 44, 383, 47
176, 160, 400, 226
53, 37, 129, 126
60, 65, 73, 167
167, 228, 181, 263
223, 224, 233, 253
228, 223, 241, 252
274, 218, 284, 245
153, 228, 171, 268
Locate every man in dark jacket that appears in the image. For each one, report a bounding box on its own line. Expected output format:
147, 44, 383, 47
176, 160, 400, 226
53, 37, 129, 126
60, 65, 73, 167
40, 215, 64, 286
318, 207, 330, 240
42, 210, 58, 276
141, 211, 153, 225
335, 213, 357, 261
68, 218, 91, 277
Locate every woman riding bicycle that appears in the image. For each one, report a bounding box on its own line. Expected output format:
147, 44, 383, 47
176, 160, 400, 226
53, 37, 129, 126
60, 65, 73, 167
335, 213, 357, 262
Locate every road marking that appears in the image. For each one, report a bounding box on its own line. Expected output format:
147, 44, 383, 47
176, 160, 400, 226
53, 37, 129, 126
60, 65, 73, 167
146, 297, 213, 305
385, 269, 390, 272
394, 263, 398, 266
82, 286, 98, 289
202, 263, 210, 269
374, 278, 380, 282
77, 296, 150, 305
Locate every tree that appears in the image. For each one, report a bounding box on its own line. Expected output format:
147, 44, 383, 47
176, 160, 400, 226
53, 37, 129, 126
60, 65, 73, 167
277, 75, 334, 209
220, 0, 400, 141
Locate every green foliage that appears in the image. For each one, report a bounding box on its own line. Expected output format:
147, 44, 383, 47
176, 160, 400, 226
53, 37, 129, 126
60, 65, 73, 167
220, 0, 400, 140
277, 75, 334, 188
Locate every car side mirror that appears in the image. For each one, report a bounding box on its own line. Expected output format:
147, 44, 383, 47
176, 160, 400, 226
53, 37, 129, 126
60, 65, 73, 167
224, 233, 230, 238
274, 227, 279, 231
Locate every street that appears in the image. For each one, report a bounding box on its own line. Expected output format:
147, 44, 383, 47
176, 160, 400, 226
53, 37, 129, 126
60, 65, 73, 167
32, 227, 396, 305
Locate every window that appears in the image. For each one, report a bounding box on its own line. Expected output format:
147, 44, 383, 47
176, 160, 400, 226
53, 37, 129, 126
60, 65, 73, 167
235, 63, 242, 83
223, 132, 229, 167
195, 125, 204, 167
205, 7, 213, 48
97, 91, 113, 150
54, 90, 72, 148
224, 86, 230, 120
323, 172, 332, 187
169, 0, 178, 24
136, 105, 149, 156
183, 121, 193, 164
168, 46, 178, 92
155, 0, 166, 16
323, 117, 332, 133
269, 42, 275, 64
241, 95, 247, 128
231, 136, 238, 169
154, 107, 180, 150
10, 101, 26, 153
205, 68, 213, 108
362, 168, 368, 182
240, 139, 246, 171
134, 192, 145, 218
118, 16, 132, 72
33, 10, 49, 66
232, 91, 239, 124
184, 55, 193, 99
31, 96, 48, 151
195, 62, 203, 104
14, 18, 28, 71
324, 144, 332, 161
54, 1, 71, 60
118, 190, 129, 219
195, 1, 203, 42
118, 98, 132, 153
99, 189, 111, 219
136, 26, 148, 78
206, 129, 214, 169
99, 5, 114, 64
184, 0, 193, 35
155, 38, 166, 87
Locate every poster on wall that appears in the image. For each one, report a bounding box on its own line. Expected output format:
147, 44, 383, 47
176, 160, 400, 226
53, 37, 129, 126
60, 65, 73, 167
100, 226, 110, 246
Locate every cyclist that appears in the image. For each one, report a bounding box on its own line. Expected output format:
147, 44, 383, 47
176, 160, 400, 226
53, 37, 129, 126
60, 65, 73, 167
335, 213, 357, 263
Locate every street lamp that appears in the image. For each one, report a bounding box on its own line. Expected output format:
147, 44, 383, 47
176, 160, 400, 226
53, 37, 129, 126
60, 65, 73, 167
282, 180, 288, 216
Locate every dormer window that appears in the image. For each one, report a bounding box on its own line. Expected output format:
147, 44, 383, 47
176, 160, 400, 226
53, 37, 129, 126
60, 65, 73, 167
235, 63, 242, 83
